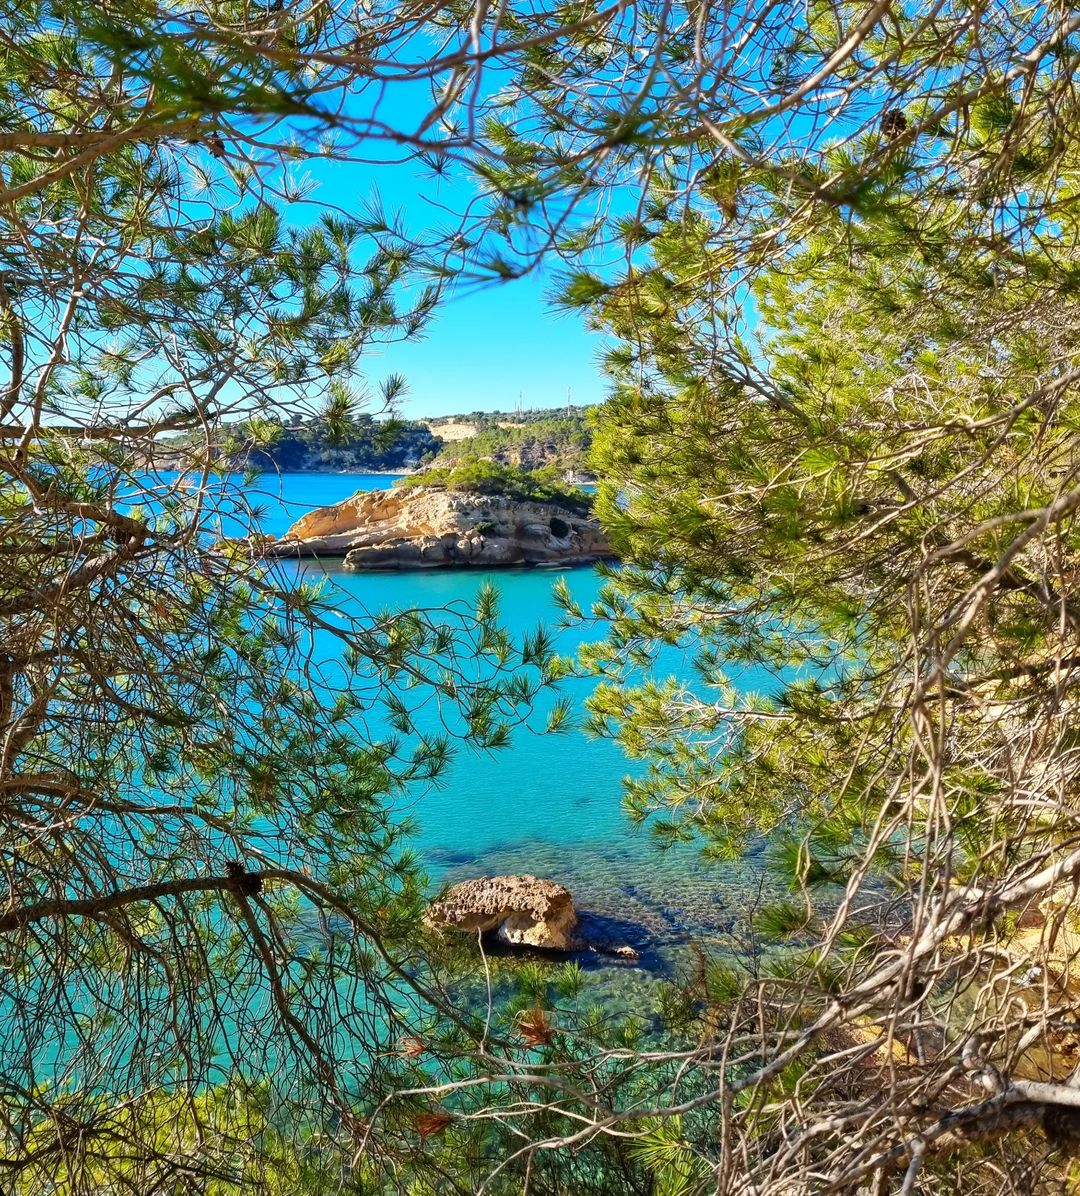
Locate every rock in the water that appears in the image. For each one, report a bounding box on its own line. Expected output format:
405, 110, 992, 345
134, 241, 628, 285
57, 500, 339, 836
269, 486, 613, 569
427, 874, 578, 951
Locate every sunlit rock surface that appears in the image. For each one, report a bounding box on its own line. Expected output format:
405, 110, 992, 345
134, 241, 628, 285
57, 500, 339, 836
271, 486, 613, 569
427, 874, 579, 950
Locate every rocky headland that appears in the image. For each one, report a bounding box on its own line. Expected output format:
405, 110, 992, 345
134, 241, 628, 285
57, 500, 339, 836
145, 416, 439, 474
271, 484, 613, 570
147, 405, 593, 477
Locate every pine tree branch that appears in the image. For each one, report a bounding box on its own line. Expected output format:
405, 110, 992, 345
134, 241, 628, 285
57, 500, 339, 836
0, 873, 255, 932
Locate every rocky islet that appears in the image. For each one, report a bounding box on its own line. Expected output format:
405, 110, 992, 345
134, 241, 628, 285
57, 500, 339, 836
270, 485, 614, 570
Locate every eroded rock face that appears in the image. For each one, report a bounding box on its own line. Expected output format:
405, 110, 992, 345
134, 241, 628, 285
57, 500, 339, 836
271, 487, 613, 569
426, 874, 578, 951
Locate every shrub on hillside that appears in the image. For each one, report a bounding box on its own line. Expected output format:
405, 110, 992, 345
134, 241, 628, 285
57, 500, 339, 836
396, 461, 592, 512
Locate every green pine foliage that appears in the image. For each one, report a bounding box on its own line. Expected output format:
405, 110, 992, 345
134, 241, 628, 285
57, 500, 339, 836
8, 0, 1080, 1192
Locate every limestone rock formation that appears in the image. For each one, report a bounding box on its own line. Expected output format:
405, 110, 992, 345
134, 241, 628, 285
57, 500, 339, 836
426, 874, 578, 951
271, 486, 613, 569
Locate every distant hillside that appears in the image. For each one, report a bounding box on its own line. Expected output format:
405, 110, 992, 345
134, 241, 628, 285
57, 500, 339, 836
149, 405, 595, 476
151, 415, 441, 473
244, 417, 439, 472
423, 406, 593, 477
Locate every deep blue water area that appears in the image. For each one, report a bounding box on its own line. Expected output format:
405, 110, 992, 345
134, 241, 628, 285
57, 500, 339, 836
238, 473, 783, 992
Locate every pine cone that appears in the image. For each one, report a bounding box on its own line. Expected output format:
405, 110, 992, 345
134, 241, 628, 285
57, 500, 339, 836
881, 108, 907, 139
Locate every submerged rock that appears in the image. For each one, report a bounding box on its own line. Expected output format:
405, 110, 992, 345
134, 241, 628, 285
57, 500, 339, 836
270, 486, 613, 569
427, 874, 579, 950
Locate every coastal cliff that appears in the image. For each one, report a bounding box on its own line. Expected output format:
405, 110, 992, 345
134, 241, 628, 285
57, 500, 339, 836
272, 484, 613, 569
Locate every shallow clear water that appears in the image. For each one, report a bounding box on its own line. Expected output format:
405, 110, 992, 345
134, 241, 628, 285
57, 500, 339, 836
246, 473, 782, 993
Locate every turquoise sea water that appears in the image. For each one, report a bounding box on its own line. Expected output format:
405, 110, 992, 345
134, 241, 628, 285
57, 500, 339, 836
247, 473, 778, 988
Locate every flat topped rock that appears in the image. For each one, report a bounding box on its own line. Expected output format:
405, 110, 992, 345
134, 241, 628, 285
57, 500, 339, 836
426, 874, 642, 961
427, 874, 578, 951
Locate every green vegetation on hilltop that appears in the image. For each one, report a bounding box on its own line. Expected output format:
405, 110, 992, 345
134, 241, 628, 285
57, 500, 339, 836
395, 460, 592, 511
152, 408, 592, 476
429, 408, 592, 473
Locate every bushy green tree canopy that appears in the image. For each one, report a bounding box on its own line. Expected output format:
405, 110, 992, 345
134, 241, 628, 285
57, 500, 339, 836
554, 9, 1080, 1193
8, 1, 1080, 1194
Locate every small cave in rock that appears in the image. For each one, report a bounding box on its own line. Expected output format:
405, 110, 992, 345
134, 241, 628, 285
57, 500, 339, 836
549, 516, 571, 539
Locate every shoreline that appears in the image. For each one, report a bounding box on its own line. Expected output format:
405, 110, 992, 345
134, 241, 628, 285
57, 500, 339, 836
146, 459, 597, 483
283, 553, 618, 571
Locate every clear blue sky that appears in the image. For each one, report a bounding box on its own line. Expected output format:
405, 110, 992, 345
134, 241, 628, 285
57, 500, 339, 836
358, 267, 609, 421
292, 133, 611, 422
